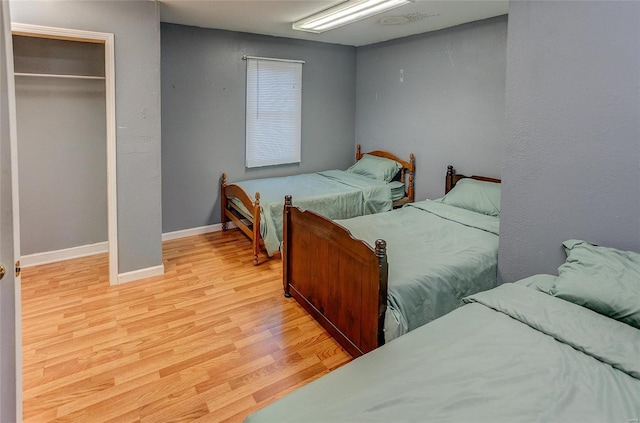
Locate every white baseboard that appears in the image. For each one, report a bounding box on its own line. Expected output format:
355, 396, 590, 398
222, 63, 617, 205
162, 223, 223, 241
22, 222, 239, 279
116, 264, 165, 285
21, 241, 108, 268
161, 221, 241, 241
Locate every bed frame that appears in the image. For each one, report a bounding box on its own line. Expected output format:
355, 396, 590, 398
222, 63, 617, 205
282, 165, 501, 357
221, 145, 415, 265
355, 145, 415, 209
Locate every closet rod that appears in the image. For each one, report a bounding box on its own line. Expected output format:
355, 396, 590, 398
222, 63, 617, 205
14, 72, 105, 80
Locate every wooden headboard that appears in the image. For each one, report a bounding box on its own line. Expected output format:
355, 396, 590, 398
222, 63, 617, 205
445, 165, 501, 194
356, 144, 415, 203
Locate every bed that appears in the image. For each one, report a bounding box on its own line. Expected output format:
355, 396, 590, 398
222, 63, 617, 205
247, 240, 640, 422
283, 165, 501, 357
221, 145, 415, 265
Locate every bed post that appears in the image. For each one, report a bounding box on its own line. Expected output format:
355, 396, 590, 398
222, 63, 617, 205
221, 173, 228, 230
356, 144, 362, 160
445, 165, 454, 194
408, 153, 415, 202
375, 239, 388, 347
283, 195, 292, 298
252, 192, 261, 266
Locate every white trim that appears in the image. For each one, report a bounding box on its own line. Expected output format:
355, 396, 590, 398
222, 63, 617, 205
12, 23, 119, 287
11, 23, 110, 43
162, 224, 223, 241
103, 32, 118, 287
161, 221, 243, 241
117, 264, 164, 285
20, 242, 108, 268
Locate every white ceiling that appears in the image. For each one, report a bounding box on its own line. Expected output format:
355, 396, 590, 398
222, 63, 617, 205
159, 0, 509, 47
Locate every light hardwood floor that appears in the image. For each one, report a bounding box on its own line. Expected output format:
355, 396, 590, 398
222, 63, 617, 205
21, 229, 352, 422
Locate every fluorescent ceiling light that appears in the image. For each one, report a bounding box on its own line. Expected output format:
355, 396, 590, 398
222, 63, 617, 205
293, 0, 412, 33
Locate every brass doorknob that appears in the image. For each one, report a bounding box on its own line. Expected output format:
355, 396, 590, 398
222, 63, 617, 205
0, 265, 5, 280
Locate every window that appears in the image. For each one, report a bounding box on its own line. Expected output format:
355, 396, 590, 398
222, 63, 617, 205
245, 57, 303, 168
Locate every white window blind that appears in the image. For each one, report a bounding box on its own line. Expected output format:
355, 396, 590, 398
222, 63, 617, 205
245, 57, 302, 168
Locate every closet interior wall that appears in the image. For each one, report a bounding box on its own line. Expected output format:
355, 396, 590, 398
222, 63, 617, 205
13, 35, 108, 259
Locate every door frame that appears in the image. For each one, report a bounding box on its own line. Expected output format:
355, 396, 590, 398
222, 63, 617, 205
11, 23, 118, 285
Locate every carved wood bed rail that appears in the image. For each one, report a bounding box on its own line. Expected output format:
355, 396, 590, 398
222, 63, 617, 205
283, 165, 501, 357
220, 178, 261, 264
445, 164, 500, 193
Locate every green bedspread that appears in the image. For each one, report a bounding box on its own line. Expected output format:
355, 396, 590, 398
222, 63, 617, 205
230, 170, 392, 255
336, 200, 499, 341
245, 280, 640, 422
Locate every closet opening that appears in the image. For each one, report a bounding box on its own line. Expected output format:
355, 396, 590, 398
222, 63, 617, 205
11, 24, 117, 285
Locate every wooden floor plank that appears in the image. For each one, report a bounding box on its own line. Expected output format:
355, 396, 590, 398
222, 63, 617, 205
22, 229, 352, 422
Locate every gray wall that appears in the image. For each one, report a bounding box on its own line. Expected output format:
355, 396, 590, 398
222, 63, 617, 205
355, 16, 507, 201
161, 24, 356, 233
11, 0, 162, 273
499, 1, 640, 282
16, 76, 107, 255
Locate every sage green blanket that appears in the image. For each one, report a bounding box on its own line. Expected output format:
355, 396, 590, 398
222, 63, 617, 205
336, 200, 499, 341
245, 280, 640, 422
230, 170, 393, 255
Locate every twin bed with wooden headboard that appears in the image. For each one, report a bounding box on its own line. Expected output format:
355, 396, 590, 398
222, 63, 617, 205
221, 145, 415, 265
282, 165, 502, 357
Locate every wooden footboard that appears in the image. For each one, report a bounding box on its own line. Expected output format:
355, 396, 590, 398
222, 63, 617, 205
221, 173, 262, 265
282, 195, 389, 358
